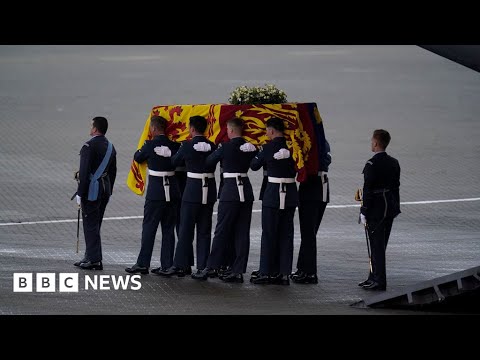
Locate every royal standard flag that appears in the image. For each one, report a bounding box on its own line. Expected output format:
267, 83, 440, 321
126, 103, 327, 196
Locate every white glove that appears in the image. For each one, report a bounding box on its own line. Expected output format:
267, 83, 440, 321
240, 142, 256, 152
273, 148, 290, 160
76, 195, 81, 206
154, 146, 172, 157
193, 142, 211, 152
360, 213, 367, 225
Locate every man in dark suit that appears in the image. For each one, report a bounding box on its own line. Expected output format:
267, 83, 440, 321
359, 129, 401, 291
192, 117, 258, 282
157, 115, 218, 277
291, 139, 331, 284
125, 116, 181, 275
74, 116, 117, 270
250, 117, 298, 285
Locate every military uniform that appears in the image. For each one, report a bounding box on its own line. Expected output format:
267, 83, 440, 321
250, 137, 298, 282
293, 140, 331, 283
133, 135, 181, 270
174, 163, 194, 270
361, 151, 401, 289
204, 138, 257, 277
170, 136, 217, 271
77, 135, 117, 264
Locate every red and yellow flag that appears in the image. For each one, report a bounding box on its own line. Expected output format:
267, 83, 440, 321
126, 103, 324, 195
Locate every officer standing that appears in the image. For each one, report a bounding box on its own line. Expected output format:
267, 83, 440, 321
250, 117, 298, 285
158, 115, 217, 277
291, 139, 331, 284
74, 116, 117, 270
192, 117, 258, 282
359, 129, 401, 291
125, 116, 181, 275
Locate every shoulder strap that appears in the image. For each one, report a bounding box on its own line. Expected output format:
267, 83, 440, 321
87, 141, 113, 201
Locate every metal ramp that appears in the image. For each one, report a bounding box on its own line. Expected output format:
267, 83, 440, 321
351, 265, 480, 313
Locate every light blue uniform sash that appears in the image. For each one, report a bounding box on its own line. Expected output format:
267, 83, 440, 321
87, 141, 113, 201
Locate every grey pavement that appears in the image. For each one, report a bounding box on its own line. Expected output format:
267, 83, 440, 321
0, 45, 479, 315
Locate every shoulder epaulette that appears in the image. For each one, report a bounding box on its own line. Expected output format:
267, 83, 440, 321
366, 160, 373, 165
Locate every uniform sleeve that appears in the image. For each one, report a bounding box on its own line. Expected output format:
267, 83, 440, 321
77, 143, 92, 198
205, 143, 224, 168
361, 161, 374, 216
108, 147, 117, 194
133, 141, 150, 164
171, 142, 186, 167
250, 148, 266, 171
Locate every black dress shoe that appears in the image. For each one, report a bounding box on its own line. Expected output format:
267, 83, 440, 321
151, 267, 169, 275
79, 261, 103, 270
221, 273, 244, 283
191, 268, 209, 280
290, 269, 305, 279
125, 264, 149, 274
252, 274, 271, 285
362, 281, 386, 291
249, 269, 261, 282
157, 266, 185, 277
272, 274, 290, 285
74, 259, 87, 267
358, 278, 372, 287
185, 267, 192, 275
292, 273, 318, 284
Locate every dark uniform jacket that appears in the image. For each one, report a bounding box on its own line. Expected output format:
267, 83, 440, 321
299, 139, 331, 202
206, 137, 257, 202
171, 135, 217, 204
78, 135, 117, 200
361, 151, 401, 221
250, 137, 298, 208
134, 134, 181, 201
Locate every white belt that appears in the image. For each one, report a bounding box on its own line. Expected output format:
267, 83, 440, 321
187, 172, 215, 204
268, 176, 296, 209
318, 171, 328, 202
148, 170, 175, 202
223, 172, 248, 202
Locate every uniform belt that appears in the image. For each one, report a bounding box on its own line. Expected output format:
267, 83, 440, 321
267, 176, 296, 209
187, 172, 215, 204
148, 170, 175, 202
223, 173, 248, 202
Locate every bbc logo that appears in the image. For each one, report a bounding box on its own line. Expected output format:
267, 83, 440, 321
13, 273, 79, 292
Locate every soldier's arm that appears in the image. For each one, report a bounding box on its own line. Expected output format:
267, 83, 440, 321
171, 142, 186, 167
77, 143, 92, 198
361, 161, 375, 215
250, 148, 266, 171
133, 141, 150, 164
205, 143, 224, 168
109, 147, 117, 194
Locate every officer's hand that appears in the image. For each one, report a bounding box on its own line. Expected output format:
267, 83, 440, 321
360, 213, 367, 225
240, 142, 256, 152
193, 142, 211, 152
76, 195, 81, 206
273, 148, 290, 160
154, 146, 172, 157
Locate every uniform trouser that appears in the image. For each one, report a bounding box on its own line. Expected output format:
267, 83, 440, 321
367, 217, 394, 286
207, 201, 253, 274
137, 199, 177, 269
176, 198, 194, 267
173, 201, 214, 270
259, 206, 296, 276
297, 200, 327, 274
81, 194, 109, 263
